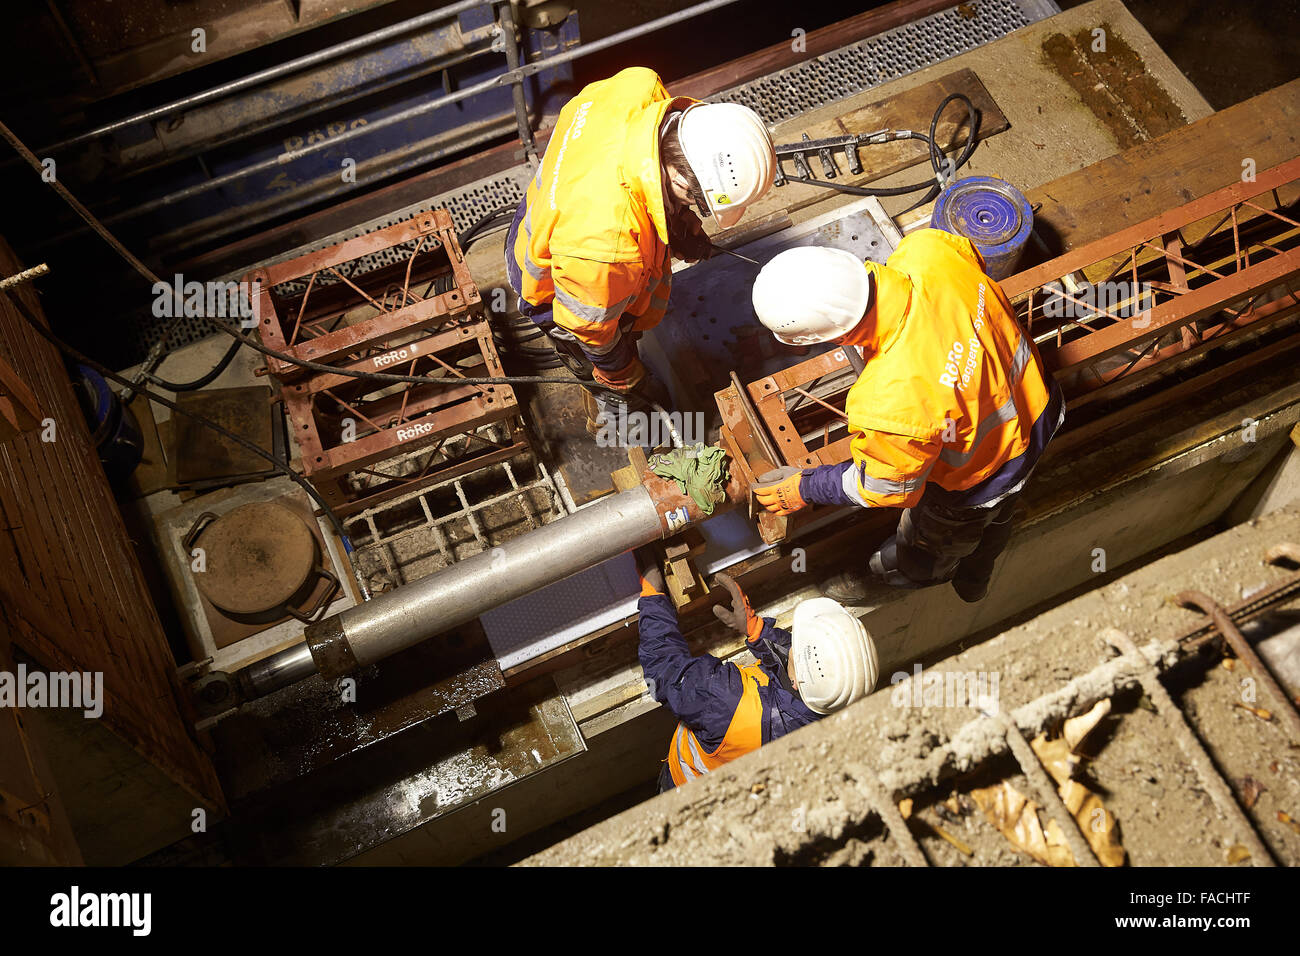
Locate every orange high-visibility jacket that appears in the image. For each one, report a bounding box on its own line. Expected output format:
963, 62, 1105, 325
667, 661, 768, 787
508, 67, 694, 372
832, 229, 1060, 510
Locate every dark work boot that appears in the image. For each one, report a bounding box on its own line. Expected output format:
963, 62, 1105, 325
949, 498, 1019, 604
950, 572, 991, 604
819, 568, 877, 605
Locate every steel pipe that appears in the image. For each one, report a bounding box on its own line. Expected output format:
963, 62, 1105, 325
236, 460, 748, 698
39, 0, 496, 154
306, 484, 666, 676
236, 642, 318, 700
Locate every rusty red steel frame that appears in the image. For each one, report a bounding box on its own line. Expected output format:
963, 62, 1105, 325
248, 207, 526, 517
245, 207, 480, 381
718, 158, 1300, 543
283, 318, 523, 517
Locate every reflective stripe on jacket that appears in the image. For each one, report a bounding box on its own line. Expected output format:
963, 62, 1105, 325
636, 592, 818, 789
507, 67, 690, 371
668, 660, 766, 786
833, 229, 1059, 509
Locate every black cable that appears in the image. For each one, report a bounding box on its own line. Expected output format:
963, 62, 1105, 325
779, 93, 978, 201
457, 204, 517, 249
142, 333, 243, 391
3, 287, 352, 542
190, 307, 633, 398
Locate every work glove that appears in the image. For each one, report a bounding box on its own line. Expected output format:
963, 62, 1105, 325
753, 466, 808, 516
634, 546, 666, 597
668, 209, 715, 263
592, 355, 648, 393
712, 572, 764, 642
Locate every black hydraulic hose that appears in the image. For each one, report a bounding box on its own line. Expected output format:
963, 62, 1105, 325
781, 93, 979, 201
457, 204, 517, 249
142, 332, 243, 391
902, 91, 980, 214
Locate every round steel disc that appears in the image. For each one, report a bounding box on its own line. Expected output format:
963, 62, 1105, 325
934, 177, 1026, 246
193, 502, 317, 615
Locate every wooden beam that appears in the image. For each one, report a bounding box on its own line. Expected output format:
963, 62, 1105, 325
1027, 78, 1300, 256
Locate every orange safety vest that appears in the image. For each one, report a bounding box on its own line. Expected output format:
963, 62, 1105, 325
667, 660, 768, 786
509, 67, 695, 359
838, 229, 1055, 509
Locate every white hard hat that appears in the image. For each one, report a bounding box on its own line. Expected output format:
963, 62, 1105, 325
678, 103, 776, 229
790, 597, 878, 715
752, 246, 873, 345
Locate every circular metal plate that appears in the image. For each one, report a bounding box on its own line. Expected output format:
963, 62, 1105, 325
193, 502, 318, 616
931, 175, 1034, 279
934, 177, 1026, 244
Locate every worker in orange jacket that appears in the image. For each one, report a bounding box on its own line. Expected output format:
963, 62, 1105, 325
748, 230, 1065, 603
505, 66, 775, 409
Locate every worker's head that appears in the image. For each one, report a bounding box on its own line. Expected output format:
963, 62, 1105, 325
661, 103, 776, 229
751, 246, 874, 345
788, 597, 878, 714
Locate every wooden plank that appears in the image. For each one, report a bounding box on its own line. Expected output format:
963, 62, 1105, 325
1027, 78, 1300, 256
717, 68, 1010, 237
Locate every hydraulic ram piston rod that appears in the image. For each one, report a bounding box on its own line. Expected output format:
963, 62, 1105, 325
236, 465, 747, 699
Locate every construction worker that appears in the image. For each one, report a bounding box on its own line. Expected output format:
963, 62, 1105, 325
748, 229, 1065, 604
635, 550, 878, 792
504, 66, 775, 411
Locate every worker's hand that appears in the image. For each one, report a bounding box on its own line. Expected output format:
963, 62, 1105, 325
753, 466, 808, 516
668, 209, 714, 263
712, 572, 763, 642
634, 547, 666, 597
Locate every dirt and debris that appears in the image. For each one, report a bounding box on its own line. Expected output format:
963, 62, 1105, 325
1042, 23, 1186, 148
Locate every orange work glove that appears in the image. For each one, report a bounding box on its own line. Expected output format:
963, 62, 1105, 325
753, 466, 808, 516
592, 355, 647, 393
712, 572, 764, 642
634, 547, 665, 596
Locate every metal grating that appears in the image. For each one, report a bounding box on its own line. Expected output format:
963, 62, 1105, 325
266, 167, 534, 297
713, 0, 1053, 124
343, 443, 568, 595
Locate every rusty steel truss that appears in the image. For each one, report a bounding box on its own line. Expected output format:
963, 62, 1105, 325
250, 208, 527, 517
718, 158, 1300, 543
246, 208, 480, 380
1003, 155, 1300, 411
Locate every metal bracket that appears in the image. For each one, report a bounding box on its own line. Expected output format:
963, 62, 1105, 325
772, 128, 893, 187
